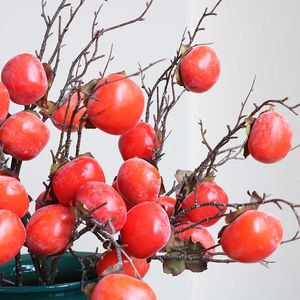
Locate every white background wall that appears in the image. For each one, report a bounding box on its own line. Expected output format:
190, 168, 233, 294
0, 0, 299, 299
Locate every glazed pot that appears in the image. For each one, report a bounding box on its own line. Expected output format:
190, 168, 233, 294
0, 252, 97, 300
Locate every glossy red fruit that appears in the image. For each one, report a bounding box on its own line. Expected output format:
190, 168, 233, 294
179, 45, 220, 93
181, 181, 228, 227
112, 180, 134, 211
220, 210, 283, 263
117, 158, 161, 205
52, 92, 86, 132
91, 274, 156, 300
121, 201, 171, 259
154, 196, 176, 217
0, 82, 10, 124
35, 191, 54, 210
1, 53, 48, 105
175, 222, 216, 255
0, 111, 50, 160
248, 111, 292, 163
76, 182, 127, 233
52, 156, 105, 206
0, 175, 29, 217
26, 204, 75, 256
0, 209, 26, 265
87, 73, 144, 135
118, 122, 159, 160
96, 248, 150, 279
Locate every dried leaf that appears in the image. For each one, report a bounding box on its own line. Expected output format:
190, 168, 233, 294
245, 116, 256, 125
225, 206, 255, 224
156, 129, 164, 145
99, 263, 123, 278
185, 259, 207, 273
42, 63, 54, 87
217, 225, 227, 240
50, 158, 69, 175
250, 191, 263, 204
38, 100, 57, 118
163, 255, 186, 276
163, 231, 185, 252
243, 139, 250, 158
82, 79, 98, 105
84, 117, 96, 129
175, 64, 183, 86
83, 283, 97, 299
175, 169, 193, 183
202, 175, 215, 183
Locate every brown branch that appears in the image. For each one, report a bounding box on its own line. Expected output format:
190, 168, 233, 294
37, 0, 70, 60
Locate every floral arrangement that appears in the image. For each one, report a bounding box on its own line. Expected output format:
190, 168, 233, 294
0, 1, 299, 299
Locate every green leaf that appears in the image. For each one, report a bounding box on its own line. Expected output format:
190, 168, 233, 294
163, 258, 186, 276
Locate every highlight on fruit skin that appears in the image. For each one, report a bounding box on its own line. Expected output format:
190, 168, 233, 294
247, 111, 293, 164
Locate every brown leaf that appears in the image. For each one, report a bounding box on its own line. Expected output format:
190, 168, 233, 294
82, 79, 99, 104
99, 263, 124, 278
84, 117, 96, 129
156, 129, 164, 145
202, 175, 215, 183
50, 158, 69, 176
38, 100, 57, 119
225, 206, 255, 224
250, 191, 263, 204
244, 116, 256, 125
175, 169, 193, 183
42, 63, 54, 87
83, 282, 97, 299
185, 259, 207, 273
243, 139, 250, 158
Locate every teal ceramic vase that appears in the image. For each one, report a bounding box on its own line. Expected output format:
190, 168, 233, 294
0, 252, 96, 300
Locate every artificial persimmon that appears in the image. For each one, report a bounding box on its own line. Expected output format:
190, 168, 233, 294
76, 182, 127, 233
117, 158, 161, 205
120, 201, 171, 259
154, 195, 176, 217
26, 204, 75, 256
220, 210, 283, 263
118, 121, 159, 160
0, 111, 50, 160
91, 274, 156, 300
52, 156, 105, 206
52, 91, 86, 132
0, 82, 10, 125
1, 53, 48, 105
174, 222, 216, 255
0, 175, 29, 218
0, 209, 26, 265
248, 111, 292, 163
179, 45, 220, 93
181, 181, 228, 227
87, 73, 144, 135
